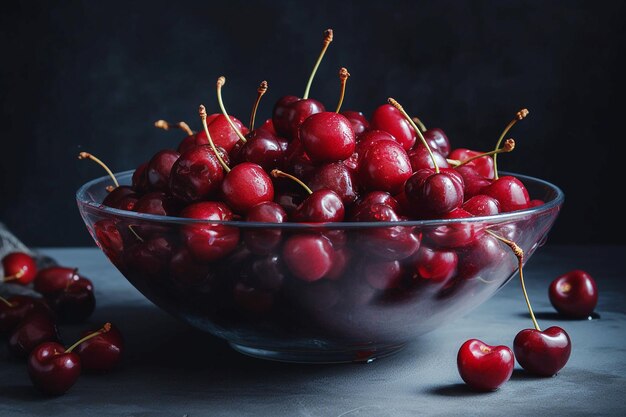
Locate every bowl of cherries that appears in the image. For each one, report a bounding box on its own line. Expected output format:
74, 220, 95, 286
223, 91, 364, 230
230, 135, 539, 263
76, 29, 564, 363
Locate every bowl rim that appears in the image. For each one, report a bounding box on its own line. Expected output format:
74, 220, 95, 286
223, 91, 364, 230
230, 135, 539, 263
76, 170, 564, 229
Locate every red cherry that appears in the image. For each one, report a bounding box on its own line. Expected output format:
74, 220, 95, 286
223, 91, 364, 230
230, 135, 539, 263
325, 248, 352, 281
28, 342, 81, 395
309, 162, 358, 205
426, 208, 479, 248
180, 202, 240, 262
8, 311, 59, 358
351, 191, 400, 218
299, 112, 356, 163
283, 136, 316, 181
370, 104, 416, 150
131, 162, 149, 193
282, 234, 333, 282
125, 237, 174, 279
411, 246, 458, 285
408, 144, 449, 171
341, 110, 369, 136
246, 254, 287, 291
355, 129, 396, 157
169, 247, 212, 287
146, 149, 180, 192
222, 162, 274, 214
243, 201, 287, 254
449, 148, 495, 179
34, 266, 80, 294
236, 128, 288, 171
169, 145, 225, 203
549, 270, 598, 318
134, 192, 181, 216
0, 295, 49, 334
358, 139, 412, 194
462, 195, 500, 216
483, 176, 530, 212
455, 166, 492, 200
46, 277, 96, 323
514, 326, 571, 376
93, 219, 124, 264
404, 168, 465, 217
457, 339, 514, 391
2, 252, 37, 285
422, 128, 451, 157
102, 186, 138, 211
363, 260, 403, 290
192, 114, 247, 153
529, 199, 544, 208
293, 189, 345, 223
76, 323, 124, 373
456, 234, 508, 280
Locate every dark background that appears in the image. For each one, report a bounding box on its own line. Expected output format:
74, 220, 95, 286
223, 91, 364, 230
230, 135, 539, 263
0, 0, 624, 246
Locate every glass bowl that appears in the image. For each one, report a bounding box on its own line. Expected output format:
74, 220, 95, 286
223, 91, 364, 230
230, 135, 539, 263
77, 170, 563, 363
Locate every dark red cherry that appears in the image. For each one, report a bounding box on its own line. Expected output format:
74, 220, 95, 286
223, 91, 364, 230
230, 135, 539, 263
455, 166, 493, 199
363, 260, 403, 290
283, 137, 316, 181
351, 191, 400, 219
456, 234, 508, 280
404, 168, 464, 218
341, 110, 369, 136
34, 267, 80, 295
514, 326, 571, 376
146, 149, 180, 192
243, 201, 287, 254
125, 237, 174, 279
355, 129, 396, 158
309, 162, 358, 205
131, 162, 149, 193
46, 277, 95, 323
426, 208, 479, 248
169, 247, 212, 287
180, 202, 240, 262
422, 128, 451, 157
274, 190, 306, 217
272, 96, 326, 140
483, 176, 530, 212
28, 342, 81, 395
233, 282, 274, 314
8, 311, 59, 358
222, 162, 274, 214
411, 246, 458, 285
76, 323, 124, 373
549, 270, 598, 318
247, 254, 286, 291
457, 339, 514, 391
299, 112, 356, 163
325, 248, 351, 281
408, 144, 449, 171
93, 219, 124, 263
0, 296, 49, 334
237, 129, 288, 171
463, 195, 500, 216
134, 192, 181, 216
370, 104, 416, 150
169, 145, 224, 203
2, 252, 37, 285
282, 234, 333, 282
272, 95, 299, 138
177, 132, 207, 154
102, 186, 138, 211
358, 139, 412, 194
192, 114, 247, 153
293, 190, 345, 223
449, 148, 495, 179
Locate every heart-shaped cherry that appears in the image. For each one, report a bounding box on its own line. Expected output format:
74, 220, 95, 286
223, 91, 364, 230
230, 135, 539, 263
8, 311, 59, 358
2, 252, 37, 285
549, 270, 598, 318
457, 339, 514, 391
76, 322, 124, 373
514, 327, 571, 376
272, 29, 332, 139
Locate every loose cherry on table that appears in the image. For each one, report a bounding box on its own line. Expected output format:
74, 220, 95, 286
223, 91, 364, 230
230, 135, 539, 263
76, 322, 124, 373
34, 266, 80, 294
46, 276, 96, 323
272, 29, 332, 139
457, 339, 514, 391
2, 252, 37, 285
549, 270, 598, 318
0, 295, 49, 334
8, 311, 59, 358
28, 323, 112, 395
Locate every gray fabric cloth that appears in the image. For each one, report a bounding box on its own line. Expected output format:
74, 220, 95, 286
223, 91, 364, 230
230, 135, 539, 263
1, 245, 625, 416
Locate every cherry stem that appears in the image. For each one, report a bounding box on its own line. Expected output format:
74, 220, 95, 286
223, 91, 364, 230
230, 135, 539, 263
270, 169, 312, 195
199, 104, 231, 173
154, 120, 194, 136
78, 152, 120, 188
0, 295, 13, 307
388, 98, 439, 173
455, 139, 516, 168
303, 29, 334, 99
127, 225, 145, 243
493, 108, 528, 180
335, 67, 350, 113
66, 323, 112, 353
3, 270, 25, 282
411, 117, 427, 132
216, 76, 247, 144
249, 81, 268, 131
486, 230, 541, 331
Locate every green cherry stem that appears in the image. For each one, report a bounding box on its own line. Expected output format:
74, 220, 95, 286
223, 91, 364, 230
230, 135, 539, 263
199, 104, 231, 173
249, 81, 268, 131
78, 152, 120, 188
455, 138, 516, 168
270, 169, 312, 195
66, 323, 112, 353
411, 116, 427, 132
493, 108, 528, 179
0, 295, 14, 307
216, 76, 247, 144
303, 29, 334, 99
335, 67, 350, 113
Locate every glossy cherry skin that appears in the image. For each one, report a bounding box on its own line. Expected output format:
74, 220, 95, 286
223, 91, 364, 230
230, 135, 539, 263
408, 144, 449, 172
134, 192, 181, 216
193, 114, 247, 153
455, 166, 492, 200
426, 208, 480, 248
102, 186, 138, 211
358, 139, 412, 195
243, 202, 287, 255
549, 270, 598, 318
282, 234, 333, 282
283, 137, 316, 181
46, 277, 96, 323
2, 252, 37, 285
363, 260, 403, 290
422, 128, 451, 157
93, 219, 124, 264
411, 246, 457, 285
483, 176, 530, 213
457, 339, 514, 391
355, 129, 396, 158
0, 296, 49, 334
28, 342, 81, 395
514, 326, 571, 376
463, 195, 500, 216
274, 189, 306, 217
293, 190, 345, 223
457, 234, 508, 280
76, 324, 124, 372
341, 110, 369, 136
34, 267, 80, 294
246, 254, 287, 291
405, 168, 465, 218
309, 162, 358, 205
449, 148, 495, 179
131, 162, 149, 193
169, 145, 224, 203
272, 95, 325, 140
8, 311, 59, 358
351, 191, 400, 218
180, 202, 240, 262
325, 248, 352, 281
299, 112, 356, 163
370, 104, 416, 150
222, 162, 274, 214
125, 237, 173, 279
146, 149, 180, 192
529, 199, 544, 208
236, 129, 288, 171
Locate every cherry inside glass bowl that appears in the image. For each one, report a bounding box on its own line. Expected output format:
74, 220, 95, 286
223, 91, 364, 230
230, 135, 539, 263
77, 170, 563, 363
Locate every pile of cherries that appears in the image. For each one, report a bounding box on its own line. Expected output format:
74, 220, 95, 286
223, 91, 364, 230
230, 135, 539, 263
1, 251, 123, 395
73, 29, 598, 390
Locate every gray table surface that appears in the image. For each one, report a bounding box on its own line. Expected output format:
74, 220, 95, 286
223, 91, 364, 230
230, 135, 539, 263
1, 245, 625, 417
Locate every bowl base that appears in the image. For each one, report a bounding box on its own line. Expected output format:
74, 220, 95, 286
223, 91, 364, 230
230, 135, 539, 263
229, 342, 406, 364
